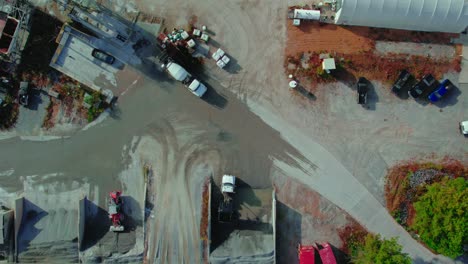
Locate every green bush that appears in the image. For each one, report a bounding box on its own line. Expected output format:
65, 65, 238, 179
352, 234, 411, 264
412, 177, 467, 258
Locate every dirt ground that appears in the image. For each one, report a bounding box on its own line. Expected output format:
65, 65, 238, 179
285, 21, 461, 86
286, 22, 375, 56
286, 21, 458, 56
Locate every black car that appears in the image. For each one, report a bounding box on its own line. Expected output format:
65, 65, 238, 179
408, 74, 438, 99
392, 70, 412, 95
92, 49, 115, 64
18, 81, 29, 106
357, 77, 368, 105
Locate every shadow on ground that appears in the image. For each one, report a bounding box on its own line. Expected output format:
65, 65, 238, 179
275, 201, 301, 264
292, 85, 317, 101
202, 82, 228, 109
80, 199, 109, 251
209, 178, 268, 252
364, 80, 379, 111
432, 85, 462, 108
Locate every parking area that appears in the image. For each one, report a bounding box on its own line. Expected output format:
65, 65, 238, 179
14, 89, 50, 136
50, 26, 122, 94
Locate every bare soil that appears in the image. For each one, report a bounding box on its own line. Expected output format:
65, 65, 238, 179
200, 179, 209, 263
286, 21, 375, 56
285, 21, 461, 90
286, 21, 458, 56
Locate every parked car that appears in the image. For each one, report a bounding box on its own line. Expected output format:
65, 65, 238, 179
357, 77, 368, 105
409, 74, 437, 99
92, 49, 115, 64
18, 81, 29, 106
392, 70, 412, 95
428, 79, 454, 102
460, 121, 468, 136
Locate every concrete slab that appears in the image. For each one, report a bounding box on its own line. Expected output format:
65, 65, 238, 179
16, 184, 89, 263
15, 90, 50, 136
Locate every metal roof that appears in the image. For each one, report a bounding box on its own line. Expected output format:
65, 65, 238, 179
335, 0, 468, 33
294, 9, 321, 20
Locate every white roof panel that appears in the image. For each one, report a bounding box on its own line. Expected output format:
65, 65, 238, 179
335, 0, 468, 33
294, 9, 321, 20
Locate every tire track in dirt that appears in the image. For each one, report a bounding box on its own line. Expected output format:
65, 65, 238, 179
149, 118, 228, 263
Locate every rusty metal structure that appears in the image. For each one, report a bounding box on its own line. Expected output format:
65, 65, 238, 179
0, 0, 32, 63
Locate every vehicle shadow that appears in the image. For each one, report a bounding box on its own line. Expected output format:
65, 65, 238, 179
202, 83, 228, 109
432, 85, 461, 108
25, 89, 43, 111
235, 178, 261, 207
223, 55, 242, 74
275, 201, 301, 264
364, 80, 379, 111
292, 85, 317, 101
333, 67, 356, 87
327, 243, 351, 263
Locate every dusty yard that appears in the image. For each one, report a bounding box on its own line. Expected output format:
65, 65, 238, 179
286, 21, 458, 56
285, 21, 462, 87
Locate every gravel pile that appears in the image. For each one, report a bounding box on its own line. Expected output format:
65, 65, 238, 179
409, 169, 440, 188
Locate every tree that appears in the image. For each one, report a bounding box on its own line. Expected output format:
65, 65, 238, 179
352, 234, 411, 264
412, 177, 468, 258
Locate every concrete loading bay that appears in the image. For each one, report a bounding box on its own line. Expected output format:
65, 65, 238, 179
209, 178, 276, 263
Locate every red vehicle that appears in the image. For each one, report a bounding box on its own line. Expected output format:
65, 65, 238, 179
298, 245, 316, 264
108, 191, 124, 232
317, 243, 337, 264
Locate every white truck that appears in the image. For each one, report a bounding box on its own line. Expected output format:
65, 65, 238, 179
218, 175, 236, 222
165, 61, 207, 97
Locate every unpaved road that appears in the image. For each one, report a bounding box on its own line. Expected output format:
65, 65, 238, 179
0, 71, 308, 263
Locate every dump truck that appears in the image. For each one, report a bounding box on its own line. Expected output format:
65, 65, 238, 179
218, 175, 236, 222
164, 61, 207, 97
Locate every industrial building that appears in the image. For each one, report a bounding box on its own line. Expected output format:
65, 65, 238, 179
334, 0, 468, 33
0, 0, 31, 62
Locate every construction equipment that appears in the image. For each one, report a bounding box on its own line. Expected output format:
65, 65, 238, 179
163, 61, 207, 97
108, 191, 124, 232
218, 175, 236, 222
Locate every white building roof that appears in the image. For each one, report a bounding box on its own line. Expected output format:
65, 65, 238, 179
335, 0, 468, 33
294, 9, 321, 20
322, 58, 336, 70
